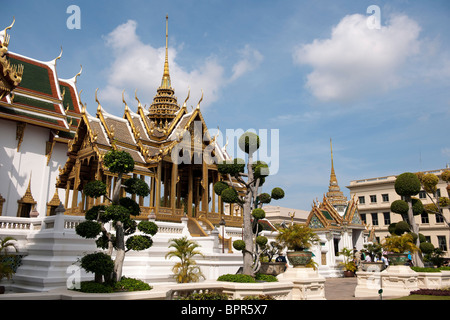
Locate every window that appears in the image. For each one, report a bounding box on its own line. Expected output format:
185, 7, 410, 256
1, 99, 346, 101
360, 213, 366, 224
436, 213, 445, 223
382, 194, 389, 202
383, 212, 391, 225
371, 213, 378, 226
438, 236, 448, 251
421, 212, 429, 224
358, 196, 365, 204
436, 189, 441, 198
419, 191, 426, 199
370, 195, 377, 203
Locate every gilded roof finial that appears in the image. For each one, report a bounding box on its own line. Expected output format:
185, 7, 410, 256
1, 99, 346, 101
161, 14, 171, 89
196, 89, 203, 110
182, 86, 190, 109
1, 17, 15, 48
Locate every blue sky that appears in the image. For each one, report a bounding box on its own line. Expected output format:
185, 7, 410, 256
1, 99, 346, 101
2, 0, 450, 210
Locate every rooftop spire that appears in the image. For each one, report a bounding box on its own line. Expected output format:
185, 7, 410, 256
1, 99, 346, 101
161, 14, 171, 89
326, 138, 348, 209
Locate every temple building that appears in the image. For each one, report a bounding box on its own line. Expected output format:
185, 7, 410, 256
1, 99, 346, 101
305, 140, 369, 276
0, 19, 82, 218
55, 16, 244, 244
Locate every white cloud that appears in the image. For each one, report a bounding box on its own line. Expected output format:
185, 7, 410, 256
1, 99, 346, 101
98, 20, 262, 112
230, 44, 264, 82
293, 13, 422, 103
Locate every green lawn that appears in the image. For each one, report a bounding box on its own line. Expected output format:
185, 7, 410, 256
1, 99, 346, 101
393, 295, 450, 300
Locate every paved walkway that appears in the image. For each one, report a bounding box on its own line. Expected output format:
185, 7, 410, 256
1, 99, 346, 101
325, 277, 384, 300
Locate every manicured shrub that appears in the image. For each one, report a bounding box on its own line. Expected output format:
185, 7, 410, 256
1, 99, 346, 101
179, 292, 229, 300
213, 181, 229, 196
233, 240, 245, 251
113, 277, 152, 292
252, 208, 266, 220
255, 273, 278, 282
75, 220, 102, 239
221, 187, 240, 203
79, 281, 114, 293
138, 220, 158, 236
217, 274, 256, 283
257, 193, 271, 204
271, 187, 285, 200
394, 172, 421, 196
124, 178, 150, 197
391, 200, 409, 215
239, 132, 260, 154
83, 180, 107, 198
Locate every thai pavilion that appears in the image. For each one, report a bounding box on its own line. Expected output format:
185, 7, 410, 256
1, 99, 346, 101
55, 16, 244, 245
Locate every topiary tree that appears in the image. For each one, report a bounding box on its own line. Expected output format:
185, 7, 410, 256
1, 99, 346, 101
213, 132, 285, 276
392, 172, 424, 267
75, 149, 158, 282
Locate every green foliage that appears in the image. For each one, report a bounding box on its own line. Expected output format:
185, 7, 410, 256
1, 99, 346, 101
75, 220, 102, 239
253, 161, 269, 179
217, 158, 245, 175
113, 277, 152, 292
119, 197, 140, 216
138, 221, 158, 236
412, 198, 424, 216
103, 150, 135, 174
78, 281, 114, 293
276, 224, 319, 251
213, 181, 229, 196
233, 240, 246, 251
217, 274, 256, 283
126, 235, 153, 251
393, 221, 410, 235
251, 208, 266, 220
238, 132, 260, 154
124, 178, 150, 197
420, 242, 435, 254
83, 180, 107, 198
165, 237, 205, 283
104, 204, 130, 222
80, 252, 114, 280
441, 170, 450, 183
421, 173, 439, 194
76, 277, 152, 293
220, 187, 240, 204
271, 187, 285, 200
254, 273, 278, 282
179, 292, 229, 300
411, 267, 441, 273
382, 233, 419, 253
257, 193, 271, 204
0, 237, 18, 281
256, 236, 268, 247
394, 172, 421, 197
391, 200, 409, 215
85, 205, 107, 222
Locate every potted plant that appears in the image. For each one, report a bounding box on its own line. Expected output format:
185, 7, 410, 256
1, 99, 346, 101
259, 241, 286, 276
361, 243, 385, 271
0, 236, 18, 294
276, 224, 319, 268
382, 233, 419, 266
338, 247, 357, 277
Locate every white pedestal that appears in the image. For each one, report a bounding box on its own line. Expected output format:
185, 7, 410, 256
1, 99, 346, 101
277, 267, 326, 300
380, 265, 418, 297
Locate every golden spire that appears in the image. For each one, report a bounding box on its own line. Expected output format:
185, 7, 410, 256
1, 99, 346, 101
161, 14, 171, 89
326, 138, 347, 208
330, 138, 337, 186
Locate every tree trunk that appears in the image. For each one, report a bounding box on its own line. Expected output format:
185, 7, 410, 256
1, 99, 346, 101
112, 173, 126, 281
406, 196, 424, 267
242, 153, 255, 276
114, 221, 125, 281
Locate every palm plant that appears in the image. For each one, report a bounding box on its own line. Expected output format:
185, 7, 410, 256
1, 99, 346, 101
165, 236, 205, 283
0, 237, 18, 281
